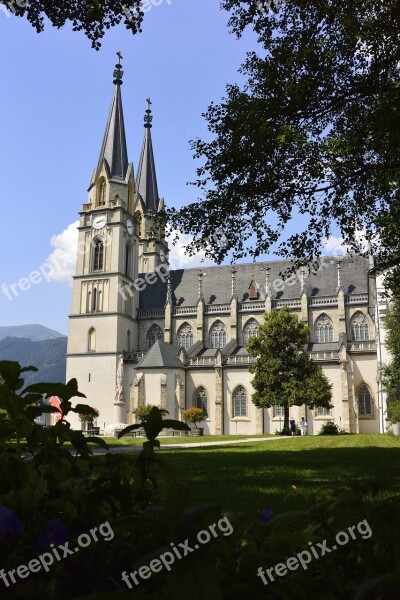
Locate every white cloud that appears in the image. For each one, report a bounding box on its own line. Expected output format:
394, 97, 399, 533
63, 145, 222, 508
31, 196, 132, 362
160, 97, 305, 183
46, 221, 79, 285
166, 228, 217, 270
323, 230, 373, 256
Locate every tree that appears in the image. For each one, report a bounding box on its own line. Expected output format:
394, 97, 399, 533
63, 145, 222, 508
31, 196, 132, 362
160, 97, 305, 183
383, 297, 400, 424
0, 1, 143, 49
247, 306, 332, 433
169, 0, 400, 273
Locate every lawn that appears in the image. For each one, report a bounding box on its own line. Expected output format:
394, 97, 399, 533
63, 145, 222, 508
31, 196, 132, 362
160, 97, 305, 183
101, 433, 273, 447
154, 434, 400, 518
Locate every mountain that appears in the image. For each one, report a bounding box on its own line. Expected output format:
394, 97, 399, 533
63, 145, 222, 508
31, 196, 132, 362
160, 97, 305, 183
0, 337, 67, 387
0, 325, 65, 342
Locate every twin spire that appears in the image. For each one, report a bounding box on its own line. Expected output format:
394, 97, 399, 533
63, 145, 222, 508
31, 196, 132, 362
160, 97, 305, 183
96, 52, 160, 211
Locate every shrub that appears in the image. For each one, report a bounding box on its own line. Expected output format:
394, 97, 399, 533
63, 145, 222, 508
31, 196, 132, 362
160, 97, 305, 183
135, 404, 160, 423
181, 408, 204, 427
319, 420, 340, 435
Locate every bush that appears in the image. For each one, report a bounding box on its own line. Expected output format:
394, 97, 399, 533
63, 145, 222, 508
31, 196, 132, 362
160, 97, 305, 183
135, 404, 160, 423
319, 420, 340, 435
181, 408, 204, 427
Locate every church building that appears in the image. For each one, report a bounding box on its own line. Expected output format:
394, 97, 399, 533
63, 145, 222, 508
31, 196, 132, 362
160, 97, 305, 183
66, 60, 389, 436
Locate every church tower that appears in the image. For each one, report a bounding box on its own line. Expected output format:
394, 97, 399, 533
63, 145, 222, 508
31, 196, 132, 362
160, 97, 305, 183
134, 100, 169, 273
66, 56, 139, 429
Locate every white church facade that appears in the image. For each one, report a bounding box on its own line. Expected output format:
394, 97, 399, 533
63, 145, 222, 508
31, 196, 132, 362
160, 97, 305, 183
66, 60, 390, 436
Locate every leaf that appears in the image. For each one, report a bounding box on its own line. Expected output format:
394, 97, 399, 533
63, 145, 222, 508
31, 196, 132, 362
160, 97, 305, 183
117, 424, 143, 438
162, 419, 190, 431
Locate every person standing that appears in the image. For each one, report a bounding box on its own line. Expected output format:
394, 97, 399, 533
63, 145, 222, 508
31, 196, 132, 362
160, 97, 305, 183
300, 417, 308, 436
289, 418, 296, 436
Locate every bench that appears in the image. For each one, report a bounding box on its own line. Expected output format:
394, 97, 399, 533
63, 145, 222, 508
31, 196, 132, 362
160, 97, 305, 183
84, 427, 100, 437
114, 428, 145, 438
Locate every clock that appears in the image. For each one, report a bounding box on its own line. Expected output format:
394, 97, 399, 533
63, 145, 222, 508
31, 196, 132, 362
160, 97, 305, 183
92, 214, 107, 230
127, 219, 134, 236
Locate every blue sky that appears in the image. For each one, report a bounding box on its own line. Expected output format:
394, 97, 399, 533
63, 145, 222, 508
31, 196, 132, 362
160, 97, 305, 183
0, 0, 342, 335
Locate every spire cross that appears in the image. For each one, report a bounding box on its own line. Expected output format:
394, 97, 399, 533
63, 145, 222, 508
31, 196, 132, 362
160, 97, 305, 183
146, 97, 152, 110
117, 51, 123, 65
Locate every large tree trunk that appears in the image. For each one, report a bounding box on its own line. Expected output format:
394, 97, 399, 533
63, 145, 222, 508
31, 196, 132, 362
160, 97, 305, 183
284, 404, 290, 435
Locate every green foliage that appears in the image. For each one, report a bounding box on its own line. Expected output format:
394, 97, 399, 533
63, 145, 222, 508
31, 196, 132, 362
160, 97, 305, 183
383, 298, 400, 420
78, 407, 100, 422
181, 408, 204, 427
247, 307, 332, 431
135, 404, 160, 422
4, 1, 144, 49
319, 420, 341, 435
169, 0, 400, 269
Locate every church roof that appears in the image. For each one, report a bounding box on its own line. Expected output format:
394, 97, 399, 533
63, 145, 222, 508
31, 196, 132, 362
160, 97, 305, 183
136, 103, 159, 212
97, 83, 129, 180
136, 339, 185, 369
139, 255, 370, 309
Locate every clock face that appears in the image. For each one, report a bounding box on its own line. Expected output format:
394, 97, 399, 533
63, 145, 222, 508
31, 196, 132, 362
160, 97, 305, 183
93, 214, 107, 230
127, 219, 134, 236
160, 248, 165, 262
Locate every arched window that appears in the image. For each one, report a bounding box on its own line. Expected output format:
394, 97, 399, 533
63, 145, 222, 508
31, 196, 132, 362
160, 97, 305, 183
350, 312, 370, 341
233, 386, 247, 417
87, 291, 92, 313
358, 385, 373, 416
315, 314, 334, 343
243, 319, 259, 345
195, 387, 208, 418
88, 328, 96, 352
92, 288, 97, 312
93, 238, 104, 271
210, 321, 227, 349
177, 323, 194, 350
125, 244, 131, 277
147, 324, 163, 350
126, 330, 131, 352
98, 179, 106, 206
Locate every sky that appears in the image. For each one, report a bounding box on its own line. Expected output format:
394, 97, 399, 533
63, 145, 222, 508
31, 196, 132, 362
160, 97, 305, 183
0, 0, 344, 335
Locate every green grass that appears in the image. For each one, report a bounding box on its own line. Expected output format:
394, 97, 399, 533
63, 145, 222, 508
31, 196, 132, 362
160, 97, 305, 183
155, 434, 400, 517
101, 434, 274, 447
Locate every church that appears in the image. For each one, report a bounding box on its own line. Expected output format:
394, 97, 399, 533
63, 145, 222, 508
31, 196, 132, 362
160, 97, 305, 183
66, 59, 390, 436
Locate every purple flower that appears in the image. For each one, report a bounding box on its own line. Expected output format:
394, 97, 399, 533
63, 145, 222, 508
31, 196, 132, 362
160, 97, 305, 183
0, 506, 22, 541
36, 518, 68, 549
259, 508, 275, 525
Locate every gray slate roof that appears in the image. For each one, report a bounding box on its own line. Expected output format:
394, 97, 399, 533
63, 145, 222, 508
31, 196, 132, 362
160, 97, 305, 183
139, 255, 369, 309
136, 126, 159, 211
97, 84, 129, 179
136, 340, 184, 369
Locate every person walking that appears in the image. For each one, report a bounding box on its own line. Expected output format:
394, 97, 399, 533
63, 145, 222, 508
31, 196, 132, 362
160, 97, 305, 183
289, 418, 296, 436
300, 417, 308, 436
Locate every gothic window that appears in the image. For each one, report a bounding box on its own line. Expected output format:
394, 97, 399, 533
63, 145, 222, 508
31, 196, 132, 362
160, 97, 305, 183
195, 387, 208, 418
147, 324, 163, 350
243, 319, 259, 345
177, 323, 194, 350
315, 314, 334, 343
98, 179, 106, 206
92, 288, 97, 312
350, 312, 370, 341
126, 330, 131, 352
358, 385, 373, 416
233, 386, 247, 417
210, 321, 227, 349
93, 238, 104, 271
125, 244, 131, 277
316, 406, 330, 416
88, 328, 96, 352
87, 291, 92, 313
274, 404, 284, 417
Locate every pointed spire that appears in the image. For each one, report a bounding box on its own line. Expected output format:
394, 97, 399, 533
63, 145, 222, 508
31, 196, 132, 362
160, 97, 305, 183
136, 99, 160, 212
97, 53, 129, 180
